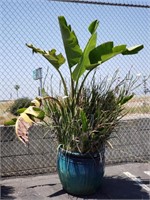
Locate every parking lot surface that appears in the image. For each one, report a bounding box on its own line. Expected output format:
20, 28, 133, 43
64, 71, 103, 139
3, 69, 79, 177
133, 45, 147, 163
1, 162, 150, 199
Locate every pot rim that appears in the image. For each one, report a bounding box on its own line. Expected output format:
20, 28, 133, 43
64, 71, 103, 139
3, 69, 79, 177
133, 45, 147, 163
57, 144, 105, 158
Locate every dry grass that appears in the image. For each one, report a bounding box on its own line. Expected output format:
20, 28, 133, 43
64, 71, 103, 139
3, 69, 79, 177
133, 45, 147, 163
0, 101, 16, 125
124, 95, 150, 114
125, 95, 150, 106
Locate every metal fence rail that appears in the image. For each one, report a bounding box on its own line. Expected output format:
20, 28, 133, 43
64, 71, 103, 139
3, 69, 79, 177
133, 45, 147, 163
1, 0, 150, 176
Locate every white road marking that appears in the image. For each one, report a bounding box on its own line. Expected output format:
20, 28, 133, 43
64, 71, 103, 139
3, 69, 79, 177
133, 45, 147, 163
144, 171, 150, 176
123, 172, 150, 193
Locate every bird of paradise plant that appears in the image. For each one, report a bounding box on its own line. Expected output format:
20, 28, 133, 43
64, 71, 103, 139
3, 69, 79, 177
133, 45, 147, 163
5, 16, 143, 153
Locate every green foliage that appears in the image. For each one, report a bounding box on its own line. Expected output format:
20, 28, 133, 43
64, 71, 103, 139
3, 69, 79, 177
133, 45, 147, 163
41, 70, 138, 153
4, 118, 17, 126
26, 16, 143, 98
58, 16, 82, 68
9, 98, 31, 116
26, 44, 65, 70
6, 16, 143, 153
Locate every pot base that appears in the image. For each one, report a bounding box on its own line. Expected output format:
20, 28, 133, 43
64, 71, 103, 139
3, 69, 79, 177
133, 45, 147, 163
57, 148, 105, 196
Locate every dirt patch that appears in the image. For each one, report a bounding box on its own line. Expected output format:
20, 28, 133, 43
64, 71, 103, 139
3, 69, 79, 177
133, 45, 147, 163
0, 100, 15, 125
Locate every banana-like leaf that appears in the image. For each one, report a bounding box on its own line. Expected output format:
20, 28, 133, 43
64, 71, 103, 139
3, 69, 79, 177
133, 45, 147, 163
17, 108, 27, 114
26, 44, 65, 69
87, 43, 144, 70
31, 97, 42, 107
88, 41, 114, 65
72, 20, 99, 81
24, 106, 45, 120
122, 45, 144, 55
20, 112, 34, 123
15, 105, 45, 144
32, 107, 45, 120
101, 44, 127, 62
72, 33, 97, 81
58, 16, 82, 68
15, 115, 33, 144
88, 20, 99, 34
4, 118, 17, 126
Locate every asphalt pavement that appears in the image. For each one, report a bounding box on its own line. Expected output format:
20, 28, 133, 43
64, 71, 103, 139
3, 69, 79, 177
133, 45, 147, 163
1, 162, 150, 200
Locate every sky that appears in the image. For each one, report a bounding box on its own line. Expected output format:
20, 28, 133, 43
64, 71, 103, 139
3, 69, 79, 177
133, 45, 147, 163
1, 0, 150, 100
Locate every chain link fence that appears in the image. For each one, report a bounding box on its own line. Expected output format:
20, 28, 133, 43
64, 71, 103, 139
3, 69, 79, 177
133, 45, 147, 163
1, 0, 150, 176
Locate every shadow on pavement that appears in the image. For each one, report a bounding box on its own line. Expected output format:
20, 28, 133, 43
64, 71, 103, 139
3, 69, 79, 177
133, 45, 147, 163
27, 183, 56, 189
1, 185, 16, 199
48, 189, 66, 198
48, 176, 150, 199
92, 176, 150, 199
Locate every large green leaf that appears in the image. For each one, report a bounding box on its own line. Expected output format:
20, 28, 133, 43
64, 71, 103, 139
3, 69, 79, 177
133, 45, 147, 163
32, 107, 45, 120
88, 20, 99, 34
87, 43, 144, 70
72, 20, 99, 81
58, 16, 82, 68
122, 45, 144, 55
4, 118, 17, 126
101, 44, 127, 62
89, 41, 114, 64
17, 108, 27, 114
72, 33, 97, 81
26, 44, 65, 69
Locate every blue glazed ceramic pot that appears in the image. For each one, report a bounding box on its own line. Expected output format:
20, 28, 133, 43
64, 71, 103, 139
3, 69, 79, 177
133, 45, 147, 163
57, 146, 105, 196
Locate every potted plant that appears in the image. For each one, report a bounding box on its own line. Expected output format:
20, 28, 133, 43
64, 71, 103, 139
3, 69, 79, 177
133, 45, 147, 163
5, 16, 143, 196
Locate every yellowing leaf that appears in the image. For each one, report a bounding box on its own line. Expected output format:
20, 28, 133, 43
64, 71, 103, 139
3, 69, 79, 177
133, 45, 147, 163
20, 112, 34, 123
31, 98, 41, 107
15, 116, 33, 144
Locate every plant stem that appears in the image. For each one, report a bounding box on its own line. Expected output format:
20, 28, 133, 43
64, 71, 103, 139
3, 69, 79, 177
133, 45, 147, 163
76, 69, 93, 104
57, 69, 68, 96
